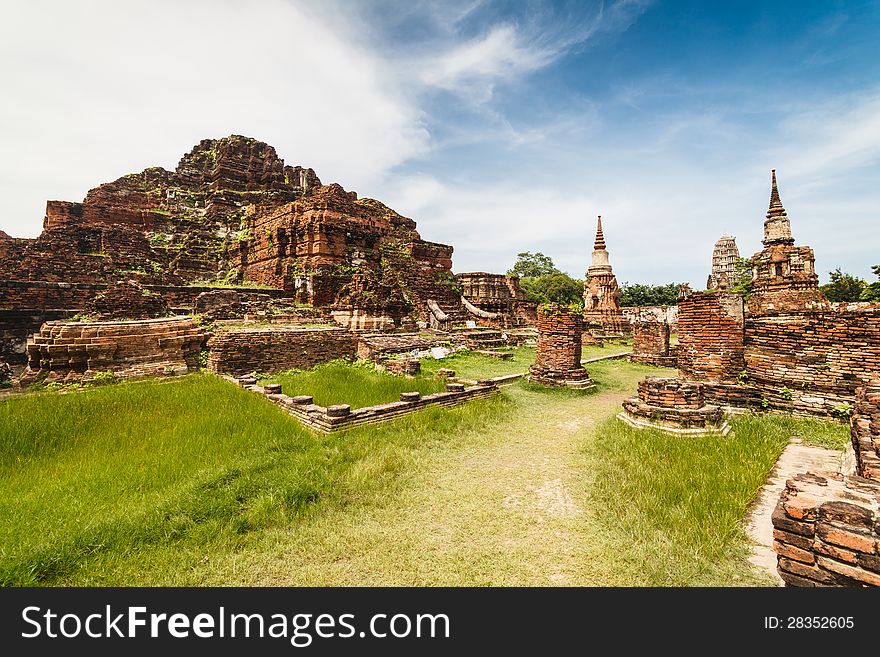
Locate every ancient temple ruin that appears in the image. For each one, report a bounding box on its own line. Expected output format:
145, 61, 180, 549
748, 170, 829, 314
583, 216, 627, 335
620, 169, 880, 436
706, 235, 740, 291
0, 135, 529, 366
454, 273, 537, 328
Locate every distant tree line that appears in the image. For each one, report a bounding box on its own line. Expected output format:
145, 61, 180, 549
506, 252, 683, 307
505, 254, 880, 306
820, 266, 880, 302
507, 252, 583, 305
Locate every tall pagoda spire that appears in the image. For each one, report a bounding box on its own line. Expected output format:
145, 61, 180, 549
763, 169, 794, 247
594, 215, 606, 250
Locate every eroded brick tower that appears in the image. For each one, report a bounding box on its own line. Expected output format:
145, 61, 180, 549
748, 170, 829, 313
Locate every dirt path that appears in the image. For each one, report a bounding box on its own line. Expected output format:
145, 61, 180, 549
208, 384, 633, 586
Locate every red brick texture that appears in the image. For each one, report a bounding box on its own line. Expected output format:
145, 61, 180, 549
676, 291, 745, 382
772, 472, 880, 587
528, 306, 593, 387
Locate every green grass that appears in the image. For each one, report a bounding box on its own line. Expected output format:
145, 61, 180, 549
259, 361, 446, 409
584, 413, 849, 585
420, 347, 534, 379
0, 356, 851, 587
0, 373, 507, 585
416, 342, 631, 382
582, 342, 631, 360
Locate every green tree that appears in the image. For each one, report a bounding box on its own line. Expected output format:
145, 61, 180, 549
507, 252, 558, 279
520, 272, 584, 305
860, 265, 880, 301
618, 282, 681, 307
820, 269, 867, 302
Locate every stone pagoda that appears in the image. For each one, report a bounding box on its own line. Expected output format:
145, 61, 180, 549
583, 216, 627, 334
748, 170, 829, 313
706, 235, 740, 290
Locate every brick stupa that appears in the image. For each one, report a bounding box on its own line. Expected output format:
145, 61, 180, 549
582, 216, 627, 335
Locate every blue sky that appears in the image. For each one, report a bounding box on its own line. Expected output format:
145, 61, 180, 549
1, 0, 878, 286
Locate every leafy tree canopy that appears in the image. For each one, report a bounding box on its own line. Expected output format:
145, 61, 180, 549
618, 282, 681, 307
820, 268, 867, 302
507, 252, 558, 279
520, 272, 584, 305
860, 264, 880, 302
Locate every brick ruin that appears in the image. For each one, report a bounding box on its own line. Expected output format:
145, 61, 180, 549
773, 380, 880, 587
0, 135, 483, 367
235, 375, 497, 433
676, 289, 745, 382
706, 234, 740, 291
207, 327, 358, 377
583, 216, 627, 336
619, 377, 730, 435
22, 316, 207, 384
630, 320, 676, 367
621, 171, 880, 429
528, 305, 594, 389
747, 170, 829, 315
454, 272, 537, 327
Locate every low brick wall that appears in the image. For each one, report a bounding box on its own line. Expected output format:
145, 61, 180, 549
630, 320, 676, 367
23, 316, 207, 382
745, 305, 880, 416
207, 327, 357, 375
772, 472, 880, 586
677, 291, 745, 382
233, 376, 496, 433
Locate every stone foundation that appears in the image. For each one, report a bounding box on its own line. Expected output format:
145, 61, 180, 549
207, 327, 357, 376
236, 377, 496, 433
630, 320, 677, 367
23, 316, 207, 382
528, 306, 594, 389
619, 377, 730, 435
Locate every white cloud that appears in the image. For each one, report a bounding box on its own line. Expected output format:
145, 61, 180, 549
419, 24, 555, 93
0, 0, 429, 237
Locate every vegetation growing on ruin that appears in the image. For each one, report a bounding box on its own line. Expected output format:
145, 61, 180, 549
259, 361, 446, 409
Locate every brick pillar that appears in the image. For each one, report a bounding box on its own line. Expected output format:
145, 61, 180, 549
528, 305, 594, 389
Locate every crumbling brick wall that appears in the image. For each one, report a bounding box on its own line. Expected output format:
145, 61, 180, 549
23, 316, 207, 383
676, 291, 745, 382
852, 380, 880, 481
207, 327, 357, 376
772, 472, 880, 587
773, 381, 880, 587
745, 304, 880, 415
528, 306, 592, 386
631, 320, 676, 367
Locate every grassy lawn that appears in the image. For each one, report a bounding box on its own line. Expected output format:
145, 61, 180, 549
420, 347, 535, 379
0, 357, 849, 586
259, 361, 446, 409
0, 374, 507, 585
418, 341, 632, 381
